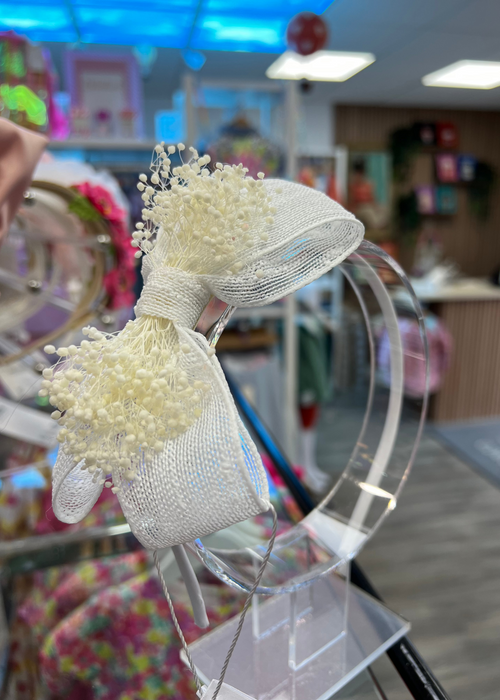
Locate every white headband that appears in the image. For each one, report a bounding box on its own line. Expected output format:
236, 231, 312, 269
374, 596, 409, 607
43, 147, 364, 550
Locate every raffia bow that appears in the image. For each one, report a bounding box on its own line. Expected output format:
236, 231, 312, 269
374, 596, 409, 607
42, 145, 364, 550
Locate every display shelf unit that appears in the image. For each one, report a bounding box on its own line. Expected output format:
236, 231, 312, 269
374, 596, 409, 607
48, 139, 157, 150
46, 139, 156, 171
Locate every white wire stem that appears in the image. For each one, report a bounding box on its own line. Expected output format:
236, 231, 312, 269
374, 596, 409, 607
213, 503, 277, 700
154, 503, 278, 700
153, 549, 203, 695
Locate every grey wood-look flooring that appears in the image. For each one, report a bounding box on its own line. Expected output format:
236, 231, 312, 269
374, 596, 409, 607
317, 400, 500, 700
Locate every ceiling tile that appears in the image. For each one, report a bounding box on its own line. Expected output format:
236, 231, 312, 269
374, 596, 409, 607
445, 0, 500, 37
324, 0, 474, 29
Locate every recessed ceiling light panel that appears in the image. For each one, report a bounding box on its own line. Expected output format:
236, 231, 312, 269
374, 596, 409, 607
266, 50, 375, 82
422, 60, 500, 89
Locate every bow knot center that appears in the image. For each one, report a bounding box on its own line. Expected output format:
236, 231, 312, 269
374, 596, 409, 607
135, 267, 211, 327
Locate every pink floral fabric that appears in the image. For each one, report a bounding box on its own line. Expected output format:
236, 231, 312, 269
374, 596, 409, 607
40, 574, 243, 700
7, 552, 147, 700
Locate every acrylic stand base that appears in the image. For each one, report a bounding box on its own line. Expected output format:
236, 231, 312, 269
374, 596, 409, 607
187, 564, 410, 700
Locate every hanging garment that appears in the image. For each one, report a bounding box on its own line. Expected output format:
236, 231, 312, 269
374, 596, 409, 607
377, 313, 452, 398
298, 318, 331, 406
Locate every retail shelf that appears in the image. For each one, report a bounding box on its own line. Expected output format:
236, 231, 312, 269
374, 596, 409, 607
232, 305, 339, 331
49, 141, 339, 158
0, 522, 131, 558
48, 139, 158, 151
296, 148, 339, 159
232, 305, 287, 320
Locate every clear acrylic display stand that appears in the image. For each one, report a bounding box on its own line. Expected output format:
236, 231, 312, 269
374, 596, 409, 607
186, 241, 428, 700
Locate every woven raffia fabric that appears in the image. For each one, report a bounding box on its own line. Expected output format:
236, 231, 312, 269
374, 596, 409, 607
203, 180, 363, 306
52, 179, 364, 549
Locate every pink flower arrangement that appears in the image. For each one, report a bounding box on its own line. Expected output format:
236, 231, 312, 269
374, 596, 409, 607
73, 182, 137, 310
103, 267, 136, 310
75, 182, 124, 223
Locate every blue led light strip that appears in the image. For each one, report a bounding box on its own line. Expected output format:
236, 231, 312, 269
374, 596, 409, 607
0, 0, 333, 51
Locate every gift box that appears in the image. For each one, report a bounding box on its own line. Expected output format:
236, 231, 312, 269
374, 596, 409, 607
458, 155, 477, 182
435, 153, 458, 183
415, 186, 436, 214
414, 122, 436, 146
436, 185, 458, 215
436, 122, 459, 149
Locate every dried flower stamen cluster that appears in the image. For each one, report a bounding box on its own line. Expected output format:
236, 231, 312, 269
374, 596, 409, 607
42, 319, 211, 489
132, 143, 274, 275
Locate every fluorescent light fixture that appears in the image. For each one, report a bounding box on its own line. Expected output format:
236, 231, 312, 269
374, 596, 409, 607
266, 50, 375, 82
75, 7, 192, 47
358, 482, 393, 500
192, 16, 287, 52
422, 60, 500, 89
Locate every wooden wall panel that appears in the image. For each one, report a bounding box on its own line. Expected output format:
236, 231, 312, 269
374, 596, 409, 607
335, 105, 500, 277
431, 300, 500, 422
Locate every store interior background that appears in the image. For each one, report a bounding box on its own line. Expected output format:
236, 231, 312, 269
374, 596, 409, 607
2, 1, 500, 699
